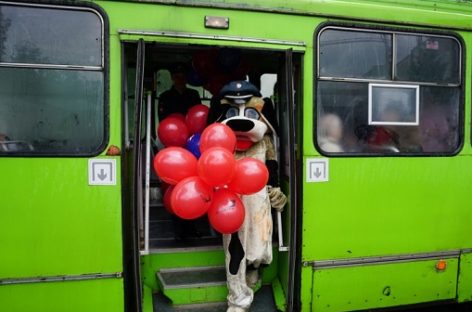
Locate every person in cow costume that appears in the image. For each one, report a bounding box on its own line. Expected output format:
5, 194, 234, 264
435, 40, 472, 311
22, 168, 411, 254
210, 81, 287, 312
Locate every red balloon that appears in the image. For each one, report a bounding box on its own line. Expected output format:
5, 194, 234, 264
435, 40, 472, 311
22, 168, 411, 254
198, 147, 236, 187
167, 113, 186, 122
163, 185, 175, 214
171, 176, 213, 220
157, 117, 190, 147
200, 123, 237, 153
228, 158, 269, 195
186, 104, 209, 134
208, 189, 245, 234
153, 147, 198, 185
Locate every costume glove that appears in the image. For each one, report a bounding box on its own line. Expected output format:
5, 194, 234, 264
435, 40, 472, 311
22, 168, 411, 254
267, 186, 287, 212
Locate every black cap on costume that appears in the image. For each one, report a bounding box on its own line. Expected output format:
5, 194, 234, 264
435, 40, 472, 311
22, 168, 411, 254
219, 81, 262, 104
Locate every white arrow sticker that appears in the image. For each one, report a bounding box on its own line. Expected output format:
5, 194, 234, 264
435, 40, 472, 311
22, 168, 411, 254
88, 159, 116, 185
306, 158, 329, 183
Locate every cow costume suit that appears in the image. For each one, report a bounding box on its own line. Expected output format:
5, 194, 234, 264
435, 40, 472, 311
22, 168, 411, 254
211, 81, 287, 312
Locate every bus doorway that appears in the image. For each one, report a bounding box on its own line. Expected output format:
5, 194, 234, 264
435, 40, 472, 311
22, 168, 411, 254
122, 41, 301, 311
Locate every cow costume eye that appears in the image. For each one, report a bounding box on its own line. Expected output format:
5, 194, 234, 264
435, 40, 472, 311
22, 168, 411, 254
225, 107, 239, 118
245, 108, 260, 120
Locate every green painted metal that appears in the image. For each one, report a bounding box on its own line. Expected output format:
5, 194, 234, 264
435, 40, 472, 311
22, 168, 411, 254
300, 267, 314, 312
302, 156, 472, 261
311, 258, 458, 311
0, 2, 124, 311
141, 250, 226, 291
161, 285, 228, 305
102, 0, 472, 31
458, 252, 472, 302
0, 278, 124, 312
272, 277, 287, 312
0, 157, 125, 310
143, 284, 155, 312
0, 158, 123, 278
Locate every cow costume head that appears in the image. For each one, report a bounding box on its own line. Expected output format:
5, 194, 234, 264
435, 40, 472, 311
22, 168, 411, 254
213, 80, 278, 151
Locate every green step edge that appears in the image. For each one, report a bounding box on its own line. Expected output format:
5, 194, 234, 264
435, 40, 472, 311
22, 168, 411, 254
272, 278, 286, 312
141, 249, 226, 291
161, 284, 229, 305
143, 284, 154, 312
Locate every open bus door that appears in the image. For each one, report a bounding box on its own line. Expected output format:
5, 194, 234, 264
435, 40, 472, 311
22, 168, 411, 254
123, 38, 145, 312
279, 48, 301, 312
120, 40, 303, 311
284, 48, 300, 312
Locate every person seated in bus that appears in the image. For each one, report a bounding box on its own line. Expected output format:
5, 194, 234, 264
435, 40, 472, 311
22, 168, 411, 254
379, 102, 421, 152
355, 125, 400, 153
318, 113, 344, 152
419, 105, 452, 152
158, 62, 201, 120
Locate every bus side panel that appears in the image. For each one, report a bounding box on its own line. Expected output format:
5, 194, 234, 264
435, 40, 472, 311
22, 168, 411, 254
302, 157, 472, 261
0, 278, 124, 312
312, 259, 458, 311
458, 252, 472, 302
301, 266, 314, 312
0, 159, 123, 279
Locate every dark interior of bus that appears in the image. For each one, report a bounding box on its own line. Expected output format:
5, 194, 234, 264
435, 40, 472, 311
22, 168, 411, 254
122, 42, 301, 311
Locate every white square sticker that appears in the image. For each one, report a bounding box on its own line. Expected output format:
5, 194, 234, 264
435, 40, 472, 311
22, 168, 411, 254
88, 159, 116, 185
306, 158, 329, 183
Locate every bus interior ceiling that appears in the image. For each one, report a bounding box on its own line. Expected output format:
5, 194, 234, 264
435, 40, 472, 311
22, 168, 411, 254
123, 42, 292, 250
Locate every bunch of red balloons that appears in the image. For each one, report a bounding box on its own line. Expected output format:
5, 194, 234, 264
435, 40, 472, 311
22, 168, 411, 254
153, 123, 269, 234
157, 104, 210, 156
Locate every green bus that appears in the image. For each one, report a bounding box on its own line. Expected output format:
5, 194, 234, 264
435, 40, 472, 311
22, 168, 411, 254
1, 0, 472, 311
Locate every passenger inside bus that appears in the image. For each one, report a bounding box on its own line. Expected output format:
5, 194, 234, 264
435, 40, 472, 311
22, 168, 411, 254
318, 113, 344, 152
158, 63, 201, 121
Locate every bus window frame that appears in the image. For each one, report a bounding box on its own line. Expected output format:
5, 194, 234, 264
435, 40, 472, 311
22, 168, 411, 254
313, 22, 465, 157
0, 1, 109, 158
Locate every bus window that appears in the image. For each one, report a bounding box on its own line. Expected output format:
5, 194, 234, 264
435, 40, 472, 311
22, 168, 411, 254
0, 4, 105, 155
316, 27, 461, 155
319, 29, 392, 80
395, 34, 460, 84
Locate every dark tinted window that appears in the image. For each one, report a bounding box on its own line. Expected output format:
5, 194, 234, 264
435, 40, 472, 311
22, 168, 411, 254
0, 4, 105, 155
316, 27, 462, 155
0, 68, 104, 154
395, 34, 460, 84
0, 5, 101, 66
319, 29, 392, 79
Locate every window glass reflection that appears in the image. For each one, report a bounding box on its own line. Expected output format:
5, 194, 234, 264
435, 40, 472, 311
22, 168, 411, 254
0, 5, 101, 66
395, 34, 459, 84
319, 29, 392, 79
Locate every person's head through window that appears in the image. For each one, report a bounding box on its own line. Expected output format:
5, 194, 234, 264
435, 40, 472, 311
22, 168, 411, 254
170, 63, 188, 93
381, 101, 402, 122
0, 133, 9, 142
318, 113, 344, 152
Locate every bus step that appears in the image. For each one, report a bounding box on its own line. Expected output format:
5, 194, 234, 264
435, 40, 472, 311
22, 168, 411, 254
156, 266, 228, 305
